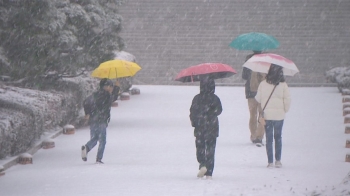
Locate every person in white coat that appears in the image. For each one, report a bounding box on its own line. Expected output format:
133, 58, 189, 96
255, 64, 291, 168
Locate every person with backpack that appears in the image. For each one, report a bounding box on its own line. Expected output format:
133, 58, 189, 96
81, 78, 114, 164
255, 64, 291, 168
189, 77, 222, 179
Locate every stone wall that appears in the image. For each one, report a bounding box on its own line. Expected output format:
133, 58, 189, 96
118, 0, 350, 85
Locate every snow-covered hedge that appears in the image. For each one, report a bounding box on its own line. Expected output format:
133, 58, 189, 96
326, 67, 350, 91
0, 75, 97, 159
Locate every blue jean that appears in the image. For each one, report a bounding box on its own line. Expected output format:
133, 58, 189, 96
86, 124, 107, 161
265, 120, 284, 163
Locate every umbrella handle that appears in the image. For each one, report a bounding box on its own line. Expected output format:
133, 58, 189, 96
191, 74, 193, 82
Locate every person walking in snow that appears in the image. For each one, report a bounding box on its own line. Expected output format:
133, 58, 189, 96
189, 77, 222, 179
242, 51, 266, 146
81, 78, 114, 164
255, 64, 291, 168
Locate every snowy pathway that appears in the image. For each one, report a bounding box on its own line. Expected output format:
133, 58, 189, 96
0, 85, 349, 196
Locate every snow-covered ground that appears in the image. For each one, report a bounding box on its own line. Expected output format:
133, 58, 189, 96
0, 85, 349, 196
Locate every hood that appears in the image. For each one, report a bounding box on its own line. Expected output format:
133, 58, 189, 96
200, 78, 215, 94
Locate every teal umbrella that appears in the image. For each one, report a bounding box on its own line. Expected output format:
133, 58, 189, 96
229, 32, 280, 51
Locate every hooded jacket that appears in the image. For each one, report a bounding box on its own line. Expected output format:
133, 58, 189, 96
189, 79, 222, 138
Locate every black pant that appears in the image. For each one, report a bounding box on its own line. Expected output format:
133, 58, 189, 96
195, 136, 217, 176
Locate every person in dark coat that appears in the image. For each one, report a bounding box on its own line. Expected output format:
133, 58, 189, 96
81, 78, 113, 164
189, 78, 222, 179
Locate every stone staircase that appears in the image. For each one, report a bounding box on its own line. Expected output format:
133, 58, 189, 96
117, 0, 350, 85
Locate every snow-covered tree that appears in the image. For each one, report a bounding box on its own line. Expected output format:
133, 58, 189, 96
0, 0, 124, 85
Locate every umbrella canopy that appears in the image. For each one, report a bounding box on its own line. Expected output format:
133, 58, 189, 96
91, 59, 141, 79
229, 32, 280, 51
175, 63, 237, 82
242, 53, 299, 76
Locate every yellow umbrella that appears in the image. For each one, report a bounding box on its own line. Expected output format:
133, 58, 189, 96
91, 59, 141, 79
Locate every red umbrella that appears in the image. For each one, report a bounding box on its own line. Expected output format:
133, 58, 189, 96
175, 63, 237, 82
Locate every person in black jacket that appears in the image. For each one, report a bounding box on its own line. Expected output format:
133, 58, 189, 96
81, 78, 113, 164
190, 77, 222, 179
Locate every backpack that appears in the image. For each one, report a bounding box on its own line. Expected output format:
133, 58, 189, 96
83, 93, 96, 116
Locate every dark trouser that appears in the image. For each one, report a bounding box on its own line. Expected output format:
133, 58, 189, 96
265, 120, 284, 163
195, 136, 217, 176
86, 123, 107, 161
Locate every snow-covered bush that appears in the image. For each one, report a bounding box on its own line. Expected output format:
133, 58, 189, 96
0, 75, 98, 159
114, 51, 136, 62
325, 67, 350, 91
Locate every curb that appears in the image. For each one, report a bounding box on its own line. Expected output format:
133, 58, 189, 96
0, 127, 63, 171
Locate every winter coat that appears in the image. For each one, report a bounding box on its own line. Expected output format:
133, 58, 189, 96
190, 80, 222, 138
89, 89, 112, 125
255, 80, 291, 120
